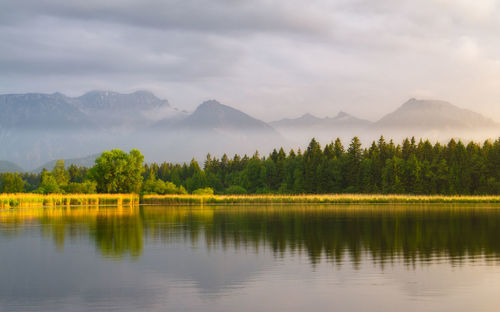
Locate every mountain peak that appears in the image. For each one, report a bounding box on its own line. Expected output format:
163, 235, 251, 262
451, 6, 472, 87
79, 90, 161, 100
76, 90, 169, 111
299, 113, 320, 120
80, 90, 118, 98
270, 110, 370, 129
400, 98, 454, 110
375, 98, 499, 130
335, 111, 350, 118
177, 100, 275, 133
193, 100, 249, 118
197, 99, 224, 109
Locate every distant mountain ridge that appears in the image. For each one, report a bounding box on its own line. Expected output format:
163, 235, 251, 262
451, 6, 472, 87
0, 92, 499, 170
271, 111, 371, 129
271, 98, 499, 132
373, 98, 499, 130
0, 160, 24, 173
173, 100, 277, 132
0, 93, 91, 130
0, 90, 183, 130
33, 154, 100, 173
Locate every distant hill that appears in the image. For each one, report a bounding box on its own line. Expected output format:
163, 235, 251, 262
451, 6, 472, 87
1, 91, 499, 169
72, 90, 183, 126
374, 98, 500, 131
150, 100, 282, 163
166, 100, 277, 133
0, 160, 23, 173
0, 90, 183, 131
0, 91, 184, 169
34, 154, 99, 173
271, 111, 371, 130
0, 93, 91, 130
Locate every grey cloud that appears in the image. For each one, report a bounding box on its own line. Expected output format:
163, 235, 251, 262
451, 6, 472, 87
0, 0, 328, 36
0, 18, 241, 81
1, 0, 500, 121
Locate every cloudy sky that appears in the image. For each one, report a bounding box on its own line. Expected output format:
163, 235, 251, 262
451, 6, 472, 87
1, 0, 500, 121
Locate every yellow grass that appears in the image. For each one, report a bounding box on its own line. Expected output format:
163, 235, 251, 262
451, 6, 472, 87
0, 193, 139, 208
3, 193, 500, 209
142, 194, 500, 205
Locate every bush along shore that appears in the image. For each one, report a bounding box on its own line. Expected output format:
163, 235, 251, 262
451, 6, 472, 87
141, 194, 500, 205
0, 194, 139, 208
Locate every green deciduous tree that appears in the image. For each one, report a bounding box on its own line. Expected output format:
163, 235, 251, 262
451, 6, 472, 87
36, 169, 61, 194
52, 160, 70, 186
89, 149, 145, 193
0, 173, 25, 193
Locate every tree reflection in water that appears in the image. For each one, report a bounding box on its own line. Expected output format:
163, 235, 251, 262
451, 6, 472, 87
2, 204, 500, 266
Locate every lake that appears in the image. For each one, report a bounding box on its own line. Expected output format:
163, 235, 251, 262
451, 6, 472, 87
2, 204, 500, 311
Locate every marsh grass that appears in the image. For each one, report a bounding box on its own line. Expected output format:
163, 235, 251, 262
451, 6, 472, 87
142, 194, 500, 205
0, 194, 139, 208
3, 193, 500, 208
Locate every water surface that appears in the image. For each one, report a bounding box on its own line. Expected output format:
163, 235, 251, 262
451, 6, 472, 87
2, 204, 500, 311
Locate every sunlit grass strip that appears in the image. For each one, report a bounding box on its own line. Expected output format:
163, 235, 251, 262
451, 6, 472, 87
0, 194, 139, 208
142, 194, 500, 205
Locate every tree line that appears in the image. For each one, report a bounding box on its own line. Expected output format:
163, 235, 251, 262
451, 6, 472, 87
145, 136, 500, 195
2, 136, 500, 195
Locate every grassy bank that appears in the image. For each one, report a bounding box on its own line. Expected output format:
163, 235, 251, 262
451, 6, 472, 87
0, 194, 139, 208
4, 194, 500, 208
142, 194, 500, 205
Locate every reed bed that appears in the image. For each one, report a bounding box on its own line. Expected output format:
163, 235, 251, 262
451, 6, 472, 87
0, 193, 139, 209
3, 193, 500, 209
142, 194, 500, 205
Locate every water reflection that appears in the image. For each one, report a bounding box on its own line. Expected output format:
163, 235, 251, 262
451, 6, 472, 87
2, 204, 500, 265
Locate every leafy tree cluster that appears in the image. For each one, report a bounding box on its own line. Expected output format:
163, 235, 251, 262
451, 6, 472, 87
0, 149, 144, 194
144, 136, 500, 195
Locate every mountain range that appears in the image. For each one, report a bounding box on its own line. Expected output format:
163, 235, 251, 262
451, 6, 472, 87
270, 111, 371, 130
373, 98, 499, 130
0, 90, 184, 131
270, 98, 499, 132
0, 91, 498, 171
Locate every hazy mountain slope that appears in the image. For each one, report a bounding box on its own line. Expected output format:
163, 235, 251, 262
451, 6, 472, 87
147, 100, 283, 164
173, 100, 277, 132
72, 90, 183, 127
270, 111, 372, 146
270, 113, 323, 128
1, 92, 500, 170
374, 98, 499, 130
34, 154, 99, 172
0, 160, 24, 173
271, 111, 372, 129
0, 93, 92, 130
0, 91, 184, 169
0, 91, 184, 131
75, 90, 168, 112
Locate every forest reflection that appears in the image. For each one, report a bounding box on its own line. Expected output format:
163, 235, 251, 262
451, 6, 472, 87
2, 204, 500, 266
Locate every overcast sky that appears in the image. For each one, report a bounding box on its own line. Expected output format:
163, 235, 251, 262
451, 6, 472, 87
1, 0, 500, 121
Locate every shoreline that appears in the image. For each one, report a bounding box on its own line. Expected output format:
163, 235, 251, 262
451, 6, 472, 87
3, 193, 500, 209
0, 194, 138, 208
142, 194, 500, 205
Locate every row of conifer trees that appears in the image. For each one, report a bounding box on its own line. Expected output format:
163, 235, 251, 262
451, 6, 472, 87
144, 136, 500, 195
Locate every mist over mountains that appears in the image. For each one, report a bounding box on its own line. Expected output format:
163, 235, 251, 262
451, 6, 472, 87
0, 91, 498, 171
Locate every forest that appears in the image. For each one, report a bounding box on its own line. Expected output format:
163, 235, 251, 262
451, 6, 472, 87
3, 136, 500, 195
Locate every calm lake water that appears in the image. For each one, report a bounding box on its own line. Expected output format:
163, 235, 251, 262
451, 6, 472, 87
2, 204, 500, 311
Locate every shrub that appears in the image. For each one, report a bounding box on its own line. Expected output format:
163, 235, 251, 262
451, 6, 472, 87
142, 177, 187, 195
63, 181, 97, 194
192, 187, 214, 195
225, 185, 247, 194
